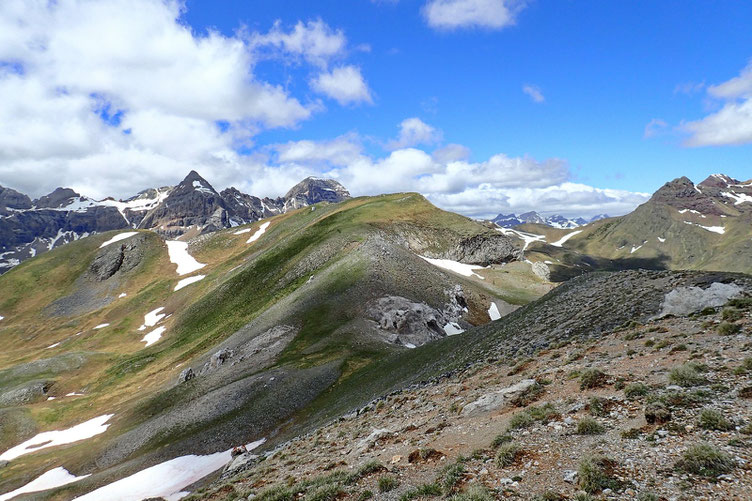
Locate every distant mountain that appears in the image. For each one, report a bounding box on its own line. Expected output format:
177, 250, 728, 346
533, 173, 752, 274
492, 211, 597, 229
0, 173, 351, 272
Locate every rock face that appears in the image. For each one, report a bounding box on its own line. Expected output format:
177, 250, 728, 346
0, 173, 351, 273
448, 234, 522, 266
0, 380, 53, 407
367, 296, 448, 347
658, 282, 743, 317
88, 236, 147, 281
282, 177, 350, 211
137, 171, 230, 236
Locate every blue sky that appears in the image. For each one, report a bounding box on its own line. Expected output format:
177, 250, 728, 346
0, 0, 750, 217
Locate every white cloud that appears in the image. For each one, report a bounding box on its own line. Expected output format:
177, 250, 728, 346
264, 133, 647, 219
432, 143, 471, 163
422, 0, 526, 30
386, 118, 442, 150
644, 118, 668, 138
0, 0, 361, 198
682, 60, 752, 146
311, 65, 373, 105
522, 84, 544, 103
248, 19, 347, 68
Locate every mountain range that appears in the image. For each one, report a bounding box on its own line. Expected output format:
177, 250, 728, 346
0, 172, 350, 273
491, 211, 608, 229
0, 172, 750, 500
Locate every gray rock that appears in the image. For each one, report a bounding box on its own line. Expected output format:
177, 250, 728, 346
0, 380, 53, 407
366, 296, 447, 347
178, 368, 195, 383
461, 379, 536, 416
658, 282, 742, 317
356, 428, 393, 453
563, 470, 578, 483
532, 261, 551, 281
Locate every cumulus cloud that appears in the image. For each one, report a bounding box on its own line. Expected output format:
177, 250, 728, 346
522, 84, 544, 103
386, 118, 442, 150
263, 132, 648, 219
0, 0, 326, 198
682, 60, 752, 146
311, 65, 373, 105
422, 0, 526, 30
248, 19, 347, 68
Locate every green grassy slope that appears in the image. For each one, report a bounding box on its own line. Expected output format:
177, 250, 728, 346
0, 193, 552, 498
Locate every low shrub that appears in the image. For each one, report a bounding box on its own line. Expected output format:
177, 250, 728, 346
675, 443, 735, 477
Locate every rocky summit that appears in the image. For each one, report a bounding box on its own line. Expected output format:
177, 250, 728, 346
0, 172, 350, 273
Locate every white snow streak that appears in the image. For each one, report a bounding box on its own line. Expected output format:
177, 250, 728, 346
0, 415, 113, 461
443, 322, 464, 335
99, 232, 139, 248
166, 241, 205, 276
247, 222, 270, 244
93, 323, 109, 329
419, 256, 486, 279
496, 228, 546, 251
74, 438, 266, 501
174, 275, 205, 291
550, 230, 583, 247
0, 467, 90, 501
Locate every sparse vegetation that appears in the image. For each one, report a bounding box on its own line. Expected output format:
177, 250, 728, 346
576, 417, 605, 435
495, 443, 522, 467
676, 443, 735, 477
722, 307, 743, 322
718, 321, 741, 335
447, 484, 493, 501
669, 363, 707, 387
578, 455, 619, 494
624, 382, 649, 399
579, 368, 606, 390
507, 411, 534, 430
697, 408, 734, 431
378, 475, 399, 493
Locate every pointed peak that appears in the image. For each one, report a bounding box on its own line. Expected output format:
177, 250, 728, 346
697, 173, 739, 188
177, 170, 217, 194
34, 187, 82, 208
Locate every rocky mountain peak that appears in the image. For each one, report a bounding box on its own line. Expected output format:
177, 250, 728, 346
283, 177, 350, 210
34, 187, 81, 208
0, 185, 32, 215
698, 173, 739, 189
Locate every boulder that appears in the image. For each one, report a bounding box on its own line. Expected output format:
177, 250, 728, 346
461, 379, 537, 416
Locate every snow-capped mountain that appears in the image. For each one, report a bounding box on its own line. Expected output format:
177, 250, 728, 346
491, 211, 604, 229
0, 173, 351, 272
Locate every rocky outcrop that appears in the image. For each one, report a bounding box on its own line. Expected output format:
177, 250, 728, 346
366, 296, 449, 347
461, 379, 536, 416
0, 185, 32, 215
0, 380, 53, 407
658, 282, 743, 317
447, 234, 522, 266
88, 235, 147, 281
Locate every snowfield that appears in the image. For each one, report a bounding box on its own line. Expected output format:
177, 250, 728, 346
175, 275, 205, 291
74, 438, 266, 501
99, 232, 139, 248
139, 307, 165, 331
142, 326, 166, 347
419, 256, 486, 279
166, 241, 206, 275
247, 221, 270, 243
496, 228, 546, 251
0, 415, 114, 461
550, 230, 583, 247
488, 302, 502, 321
0, 467, 90, 501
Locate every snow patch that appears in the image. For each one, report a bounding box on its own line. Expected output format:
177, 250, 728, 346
683, 221, 725, 234
496, 228, 546, 251
233, 228, 251, 235
99, 232, 139, 248
118, 293, 127, 298
678, 209, 706, 218
247, 222, 270, 244
419, 256, 486, 279
175, 275, 205, 291
0, 415, 113, 461
74, 438, 266, 501
46, 342, 61, 349
142, 326, 166, 347
93, 323, 109, 329
404, 343, 416, 349
657, 237, 666, 243
139, 307, 165, 331
443, 322, 464, 335
722, 191, 752, 205
166, 241, 206, 276
0, 467, 89, 501
488, 302, 502, 321
550, 230, 583, 247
